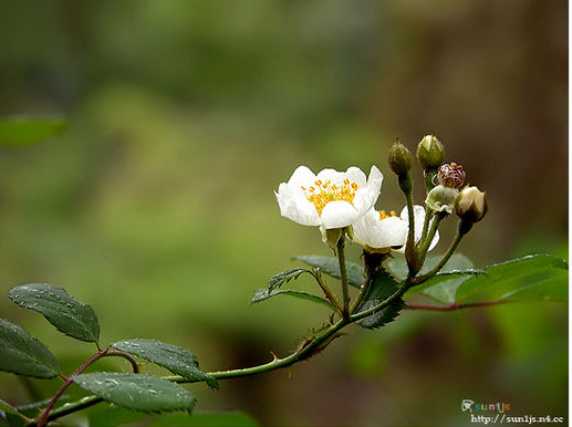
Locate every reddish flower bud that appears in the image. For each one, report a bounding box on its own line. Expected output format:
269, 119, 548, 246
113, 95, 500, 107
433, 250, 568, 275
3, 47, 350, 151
437, 163, 466, 189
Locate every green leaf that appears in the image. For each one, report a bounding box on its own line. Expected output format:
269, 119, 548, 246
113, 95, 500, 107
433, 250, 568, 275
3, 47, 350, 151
404, 269, 486, 304
15, 396, 72, 418
0, 117, 67, 146
387, 253, 475, 282
455, 254, 568, 304
111, 339, 218, 389
393, 253, 479, 304
0, 319, 61, 379
0, 399, 27, 421
9, 284, 100, 343
294, 255, 364, 287
267, 268, 312, 292
73, 373, 196, 414
252, 289, 334, 309
147, 412, 259, 427
354, 270, 405, 329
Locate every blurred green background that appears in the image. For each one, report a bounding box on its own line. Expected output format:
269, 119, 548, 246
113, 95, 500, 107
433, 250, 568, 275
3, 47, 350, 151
0, 1, 567, 426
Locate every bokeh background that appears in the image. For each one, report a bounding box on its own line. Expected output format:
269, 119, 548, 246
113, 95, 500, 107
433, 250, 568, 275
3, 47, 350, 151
0, 1, 567, 426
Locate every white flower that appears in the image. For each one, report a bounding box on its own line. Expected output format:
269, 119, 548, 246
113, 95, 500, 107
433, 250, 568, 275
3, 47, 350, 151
275, 165, 383, 230
353, 209, 407, 249
353, 205, 439, 251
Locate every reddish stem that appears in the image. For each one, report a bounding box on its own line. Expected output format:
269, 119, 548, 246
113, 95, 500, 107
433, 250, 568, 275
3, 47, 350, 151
36, 348, 110, 427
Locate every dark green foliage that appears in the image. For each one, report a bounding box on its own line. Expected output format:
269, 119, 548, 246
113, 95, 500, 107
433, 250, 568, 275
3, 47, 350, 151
9, 284, 100, 343
73, 373, 197, 414
294, 255, 364, 288
455, 254, 568, 304
387, 253, 475, 282
0, 319, 61, 379
252, 289, 334, 309
267, 268, 312, 292
111, 339, 218, 389
354, 270, 405, 329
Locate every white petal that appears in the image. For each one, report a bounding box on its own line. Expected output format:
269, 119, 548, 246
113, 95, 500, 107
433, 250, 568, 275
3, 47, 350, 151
374, 216, 407, 247
275, 186, 320, 226
352, 209, 378, 246
344, 166, 368, 187
352, 166, 383, 213
353, 209, 407, 249
316, 168, 347, 185
399, 205, 440, 250
320, 200, 359, 229
428, 230, 440, 251
287, 166, 317, 187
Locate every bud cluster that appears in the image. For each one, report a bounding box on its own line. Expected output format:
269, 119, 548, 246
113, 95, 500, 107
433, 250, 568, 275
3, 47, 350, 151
388, 134, 488, 239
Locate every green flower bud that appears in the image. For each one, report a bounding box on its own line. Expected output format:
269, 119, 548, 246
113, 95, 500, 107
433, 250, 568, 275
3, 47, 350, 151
426, 185, 459, 214
388, 140, 413, 176
455, 186, 488, 224
416, 135, 446, 169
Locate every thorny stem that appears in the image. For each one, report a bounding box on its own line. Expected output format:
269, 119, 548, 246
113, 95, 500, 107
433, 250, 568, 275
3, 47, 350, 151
38, 266, 503, 426
30, 223, 471, 427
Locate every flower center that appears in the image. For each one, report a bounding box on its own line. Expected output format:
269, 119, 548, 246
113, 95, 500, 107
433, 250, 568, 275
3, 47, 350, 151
302, 179, 359, 215
378, 210, 398, 220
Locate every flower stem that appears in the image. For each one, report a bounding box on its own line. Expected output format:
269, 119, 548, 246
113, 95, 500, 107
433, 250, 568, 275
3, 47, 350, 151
313, 271, 344, 317
336, 230, 351, 320
412, 225, 464, 285
419, 207, 434, 246
36, 349, 107, 427
37, 318, 352, 425
416, 211, 446, 270
404, 182, 416, 271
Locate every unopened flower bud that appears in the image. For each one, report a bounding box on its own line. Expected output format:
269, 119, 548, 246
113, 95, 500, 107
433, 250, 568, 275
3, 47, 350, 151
455, 186, 488, 225
416, 135, 446, 169
426, 185, 459, 214
437, 163, 466, 189
388, 140, 413, 176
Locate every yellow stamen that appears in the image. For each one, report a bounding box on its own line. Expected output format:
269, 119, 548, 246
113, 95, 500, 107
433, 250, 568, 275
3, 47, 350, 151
379, 210, 399, 220
302, 178, 359, 215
